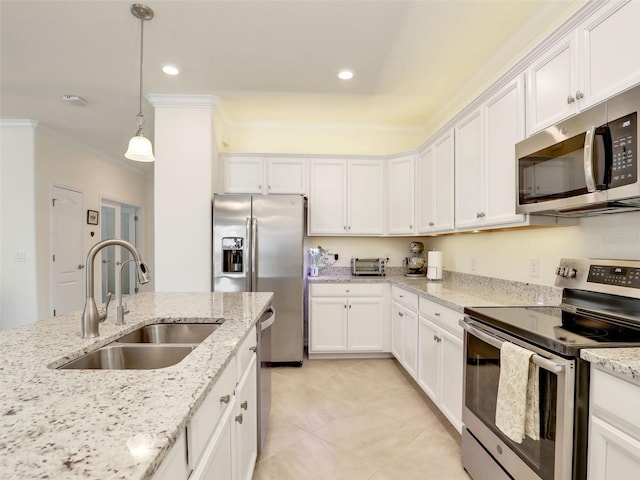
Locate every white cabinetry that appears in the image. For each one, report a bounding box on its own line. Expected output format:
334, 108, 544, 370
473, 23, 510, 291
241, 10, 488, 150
223, 154, 307, 194
387, 153, 416, 234
527, 0, 640, 134
417, 130, 454, 234
188, 327, 258, 480
455, 76, 526, 230
588, 367, 640, 480
391, 286, 419, 378
308, 158, 384, 235
417, 297, 464, 432
152, 431, 189, 480
309, 283, 389, 357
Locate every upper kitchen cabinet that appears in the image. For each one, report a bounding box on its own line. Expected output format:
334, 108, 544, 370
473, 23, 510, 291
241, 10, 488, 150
308, 157, 384, 235
526, 0, 640, 135
454, 109, 483, 230
387, 153, 416, 234
417, 130, 454, 234
455, 76, 526, 230
223, 154, 308, 194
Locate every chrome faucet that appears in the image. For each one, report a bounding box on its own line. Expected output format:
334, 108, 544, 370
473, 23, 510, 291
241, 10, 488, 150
81, 239, 151, 339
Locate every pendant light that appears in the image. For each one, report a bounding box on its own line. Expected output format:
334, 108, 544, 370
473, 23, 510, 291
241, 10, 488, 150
125, 3, 155, 162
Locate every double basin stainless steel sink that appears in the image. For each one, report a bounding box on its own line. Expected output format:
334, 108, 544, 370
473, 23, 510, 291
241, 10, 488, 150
59, 323, 221, 370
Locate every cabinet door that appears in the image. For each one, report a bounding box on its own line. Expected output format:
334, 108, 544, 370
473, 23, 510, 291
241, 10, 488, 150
224, 155, 265, 194
152, 431, 189, 480
308, 159, 347, 234
483, 75, 526, 227
588, 415, 640, 480
234, 356, 257, 480
347, 297, 384, 352
348, 159, 384, 234
417, 146, 435, 233
391, 302, 404, 361
433, 131, 455, 232
454, 110, 483, 229
579, 0, 640, 108
387, 154, 416, 234
402, 308, 419, 379
309, 297, 348, 352
526, 31, 578, 134
440, 329, 463, 433
189, 410, 233, 480
417, 316, 439, 403
266, 157, 307, 194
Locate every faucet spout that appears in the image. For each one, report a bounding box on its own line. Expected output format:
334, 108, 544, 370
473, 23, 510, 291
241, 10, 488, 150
81, 239, 151, 339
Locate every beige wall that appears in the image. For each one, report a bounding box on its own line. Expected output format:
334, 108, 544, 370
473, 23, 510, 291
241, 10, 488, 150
34, 127, 154, 323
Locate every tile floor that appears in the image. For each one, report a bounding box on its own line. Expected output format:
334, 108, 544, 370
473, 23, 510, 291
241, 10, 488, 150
253, 358, 471, 480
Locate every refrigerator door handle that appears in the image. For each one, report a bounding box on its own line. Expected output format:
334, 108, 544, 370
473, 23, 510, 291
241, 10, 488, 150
251, 217, 258, 292
245, 216, 252, 292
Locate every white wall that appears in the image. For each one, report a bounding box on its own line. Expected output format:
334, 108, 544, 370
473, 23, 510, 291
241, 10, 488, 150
0, 122, 154, 330
151, 95, 215, 292
427, 212, 640, 286
0, 121, 39, 329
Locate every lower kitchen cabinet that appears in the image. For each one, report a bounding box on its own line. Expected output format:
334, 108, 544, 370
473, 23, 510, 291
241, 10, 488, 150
417, 297, 464, 433
309, 283, 389, 358
391, 286, 419, 378
588, 367, 640, 479
172, 327, 258, 480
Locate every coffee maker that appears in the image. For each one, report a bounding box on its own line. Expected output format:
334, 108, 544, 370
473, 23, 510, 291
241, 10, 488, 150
404, 241, 427, 277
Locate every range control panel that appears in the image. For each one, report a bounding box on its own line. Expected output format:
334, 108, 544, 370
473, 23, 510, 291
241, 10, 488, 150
555, 258, 640, 298
588, 264, 640, 289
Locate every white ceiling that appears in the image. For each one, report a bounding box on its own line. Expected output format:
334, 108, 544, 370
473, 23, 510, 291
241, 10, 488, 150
0, 0, 584, 168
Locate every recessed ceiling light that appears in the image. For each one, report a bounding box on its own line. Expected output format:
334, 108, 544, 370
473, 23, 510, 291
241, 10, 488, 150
338, 70, 354, 80
162, 65, 180, 76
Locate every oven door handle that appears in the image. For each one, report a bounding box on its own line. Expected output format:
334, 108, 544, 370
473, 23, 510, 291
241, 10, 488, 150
462, 321, 565, 374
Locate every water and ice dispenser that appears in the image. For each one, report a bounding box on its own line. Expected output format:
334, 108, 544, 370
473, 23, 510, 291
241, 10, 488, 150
222, 237, 244, 273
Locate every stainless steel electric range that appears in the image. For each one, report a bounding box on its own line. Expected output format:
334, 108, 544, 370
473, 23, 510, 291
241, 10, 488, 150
461, 258, 640, 480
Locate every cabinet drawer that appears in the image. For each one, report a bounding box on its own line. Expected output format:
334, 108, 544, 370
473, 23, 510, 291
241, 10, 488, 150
391, 286, 418, 310
188, 356, 237, 470
591, 368, 640, 433
236, 326, 257, 376
419, 297, 464, 339
310, 283, 385, 297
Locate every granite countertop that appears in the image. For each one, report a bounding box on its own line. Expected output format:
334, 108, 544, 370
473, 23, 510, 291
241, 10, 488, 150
580, 348, 640, 384
309, 271, 561, 311
0, 291, 273, 480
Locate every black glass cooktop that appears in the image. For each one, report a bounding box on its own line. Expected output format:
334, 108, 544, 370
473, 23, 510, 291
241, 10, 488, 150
464, 305, 640, 357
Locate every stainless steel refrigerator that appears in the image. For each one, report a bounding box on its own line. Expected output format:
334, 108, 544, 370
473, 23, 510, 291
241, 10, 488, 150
212, 194, 306, 365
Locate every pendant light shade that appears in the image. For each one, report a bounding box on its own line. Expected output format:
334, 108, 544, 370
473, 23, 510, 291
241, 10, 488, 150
125, 3, 155, 163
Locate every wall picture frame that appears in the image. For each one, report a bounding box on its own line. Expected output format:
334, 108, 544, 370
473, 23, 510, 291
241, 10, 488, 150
87, 210, 99, 225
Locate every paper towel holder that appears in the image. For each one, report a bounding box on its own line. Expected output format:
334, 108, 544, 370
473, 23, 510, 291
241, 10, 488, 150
427, 250, 443, 281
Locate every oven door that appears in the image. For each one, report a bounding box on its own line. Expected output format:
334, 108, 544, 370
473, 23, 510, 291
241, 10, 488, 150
461, 319, 575, 480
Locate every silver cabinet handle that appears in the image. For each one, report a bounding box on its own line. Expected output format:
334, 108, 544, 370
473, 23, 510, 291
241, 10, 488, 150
398, 312, 404, 317
429, 222, 434, 226
567, 95, 575, 104
576, 90, 584, 100
435, 312, 441, 317
220, 395, 231, 404
249, 346, 257, 353
241, 401, 248, 410
77, 264, 85, 270
235, 414, 243, 424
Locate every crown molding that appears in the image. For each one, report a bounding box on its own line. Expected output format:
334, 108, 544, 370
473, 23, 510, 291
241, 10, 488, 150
146, 94, 218, 108
0, 119, 39, 129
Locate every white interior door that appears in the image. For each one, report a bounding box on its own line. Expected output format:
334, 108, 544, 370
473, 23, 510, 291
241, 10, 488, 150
51, 186, 83, 316
100, 201, 138, 303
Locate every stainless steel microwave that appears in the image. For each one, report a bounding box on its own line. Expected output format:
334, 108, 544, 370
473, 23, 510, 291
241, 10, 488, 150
516, 84, 640, 217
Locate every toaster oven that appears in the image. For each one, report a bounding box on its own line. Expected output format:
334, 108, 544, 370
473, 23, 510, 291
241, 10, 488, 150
351, 257, 387, 276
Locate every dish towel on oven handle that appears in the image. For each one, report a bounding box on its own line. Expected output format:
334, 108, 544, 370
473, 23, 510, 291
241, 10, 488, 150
495, 342, 540, 443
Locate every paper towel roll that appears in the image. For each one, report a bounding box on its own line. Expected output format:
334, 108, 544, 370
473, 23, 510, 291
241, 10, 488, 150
427, 251, 443, 280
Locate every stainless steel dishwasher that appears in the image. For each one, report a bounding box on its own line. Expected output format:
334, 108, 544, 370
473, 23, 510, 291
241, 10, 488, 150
257, 305, 275, 456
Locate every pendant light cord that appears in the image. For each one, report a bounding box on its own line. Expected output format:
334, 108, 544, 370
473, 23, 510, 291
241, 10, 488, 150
137, 15, 145, 131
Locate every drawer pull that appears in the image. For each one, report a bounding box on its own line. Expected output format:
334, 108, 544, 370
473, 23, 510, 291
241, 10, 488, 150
220, 394, 231, 404
435, 312, 441, 317
249, 346, 257, 353
398, 312, 404, 317
241, 401, 248, 410
235, 414, 243, 424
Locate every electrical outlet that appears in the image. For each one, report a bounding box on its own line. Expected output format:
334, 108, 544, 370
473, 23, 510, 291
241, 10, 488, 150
470, 257, 477, 272
529, 257, 539, 277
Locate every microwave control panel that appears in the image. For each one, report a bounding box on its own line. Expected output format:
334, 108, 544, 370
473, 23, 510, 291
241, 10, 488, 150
609, 112, 637, 187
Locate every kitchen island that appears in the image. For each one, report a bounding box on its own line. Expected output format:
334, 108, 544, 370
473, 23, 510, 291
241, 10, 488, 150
0, 291, 273, 480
